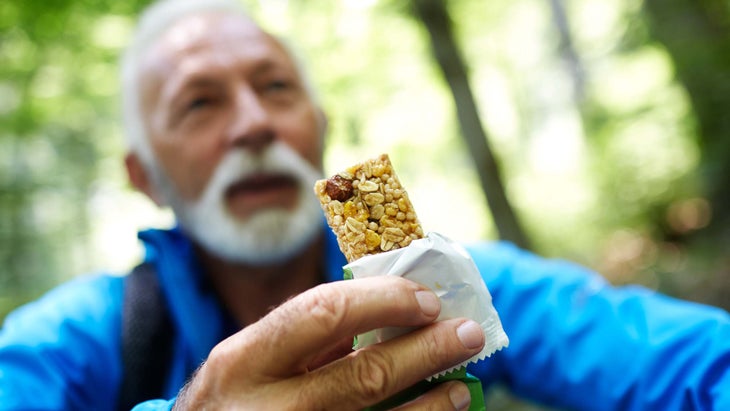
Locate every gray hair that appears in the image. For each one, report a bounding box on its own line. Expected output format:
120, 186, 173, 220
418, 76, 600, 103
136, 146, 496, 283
120, 0, 322, 168
121, 0, 326, 169
120, 0, 251, 166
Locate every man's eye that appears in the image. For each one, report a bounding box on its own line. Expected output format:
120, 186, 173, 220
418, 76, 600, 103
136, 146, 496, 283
187, 97, 213, 111
267, 80, 290, 91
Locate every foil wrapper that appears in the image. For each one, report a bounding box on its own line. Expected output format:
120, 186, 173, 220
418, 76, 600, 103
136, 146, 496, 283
344, 232, 509, 379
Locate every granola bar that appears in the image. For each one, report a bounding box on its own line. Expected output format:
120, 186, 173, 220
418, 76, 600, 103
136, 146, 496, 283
314, 154, 425, 263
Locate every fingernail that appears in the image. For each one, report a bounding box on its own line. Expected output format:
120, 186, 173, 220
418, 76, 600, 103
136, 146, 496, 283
449, 382, 471, 410
456, 320, 484, 349
415, 291, 440, 317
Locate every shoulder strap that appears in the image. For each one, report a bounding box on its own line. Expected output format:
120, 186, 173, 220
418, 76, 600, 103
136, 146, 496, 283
118, 262, 175, 411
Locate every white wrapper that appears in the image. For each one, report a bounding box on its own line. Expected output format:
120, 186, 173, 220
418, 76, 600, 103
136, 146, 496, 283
344, 232, 509, 378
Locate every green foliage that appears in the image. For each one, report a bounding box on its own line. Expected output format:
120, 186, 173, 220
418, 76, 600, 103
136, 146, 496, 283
2, 4, 729, 410
3, 1, 729, 410
0, 0, 146, 310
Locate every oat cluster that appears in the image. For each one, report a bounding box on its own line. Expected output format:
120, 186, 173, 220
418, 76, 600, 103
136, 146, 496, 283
314, 154, 425, 263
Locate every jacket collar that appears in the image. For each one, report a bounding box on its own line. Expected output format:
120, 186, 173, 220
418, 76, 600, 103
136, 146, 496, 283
137, 220, 347, 365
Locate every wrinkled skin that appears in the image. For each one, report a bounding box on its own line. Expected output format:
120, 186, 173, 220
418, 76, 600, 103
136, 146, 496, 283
174, 277, 484, 410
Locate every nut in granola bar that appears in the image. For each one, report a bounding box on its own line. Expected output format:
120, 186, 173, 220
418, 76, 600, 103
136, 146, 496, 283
314, 154, 424, 262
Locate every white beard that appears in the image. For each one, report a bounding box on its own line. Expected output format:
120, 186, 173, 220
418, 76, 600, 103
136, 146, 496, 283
148, 142, 323, 266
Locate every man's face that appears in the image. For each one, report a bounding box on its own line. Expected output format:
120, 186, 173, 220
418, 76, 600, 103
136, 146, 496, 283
140, 12, 324, 221
135, 13, 326, 264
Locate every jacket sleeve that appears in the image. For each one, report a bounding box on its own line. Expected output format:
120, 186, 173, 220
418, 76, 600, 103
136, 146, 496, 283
466, 241, 730, 411
0, 274, 125, 410
131, 399, 176, 411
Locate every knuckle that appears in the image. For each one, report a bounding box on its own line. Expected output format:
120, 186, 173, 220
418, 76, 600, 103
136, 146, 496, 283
418, 328, 446, 367
297, 284, 349, 331
205, 343, 233, 375
350, 349, 395, 401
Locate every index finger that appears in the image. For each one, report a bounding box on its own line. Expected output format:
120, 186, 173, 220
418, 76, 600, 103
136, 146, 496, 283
231, 276, 441, 377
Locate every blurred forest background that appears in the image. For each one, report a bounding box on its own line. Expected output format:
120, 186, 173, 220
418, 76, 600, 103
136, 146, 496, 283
2, 0, 730, 409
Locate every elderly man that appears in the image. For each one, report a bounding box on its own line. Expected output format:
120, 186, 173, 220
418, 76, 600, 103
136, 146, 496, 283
2, 0, 730, 410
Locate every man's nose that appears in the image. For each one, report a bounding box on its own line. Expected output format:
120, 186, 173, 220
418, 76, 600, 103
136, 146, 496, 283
227, 87, 274, 153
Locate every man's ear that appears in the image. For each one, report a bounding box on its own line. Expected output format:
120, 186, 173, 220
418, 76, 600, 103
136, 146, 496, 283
125, 152, 166, 207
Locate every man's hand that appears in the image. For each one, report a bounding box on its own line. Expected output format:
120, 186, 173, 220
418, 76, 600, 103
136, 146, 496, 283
173, 276, 485, 410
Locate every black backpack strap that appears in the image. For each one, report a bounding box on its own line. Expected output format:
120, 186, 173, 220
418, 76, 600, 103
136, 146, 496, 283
117, 262, 175, 411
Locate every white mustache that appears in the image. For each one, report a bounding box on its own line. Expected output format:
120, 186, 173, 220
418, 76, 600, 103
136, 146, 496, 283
178, 141, 324, 264
200, 142, 322, 207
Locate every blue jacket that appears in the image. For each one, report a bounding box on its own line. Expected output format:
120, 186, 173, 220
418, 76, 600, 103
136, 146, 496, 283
1, 226, 729, 410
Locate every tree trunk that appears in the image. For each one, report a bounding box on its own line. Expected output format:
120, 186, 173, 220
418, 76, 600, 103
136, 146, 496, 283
643, 0, 730, 239
411, 0, 531, 250
548, 0, 586, 104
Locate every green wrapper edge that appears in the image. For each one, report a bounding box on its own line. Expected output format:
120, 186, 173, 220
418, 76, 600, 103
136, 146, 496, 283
343, 266, 486, 410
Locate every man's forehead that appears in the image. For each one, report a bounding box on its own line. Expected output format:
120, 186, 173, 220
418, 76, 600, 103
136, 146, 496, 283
164, 13, 260, 53
143, 12, 289, 74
